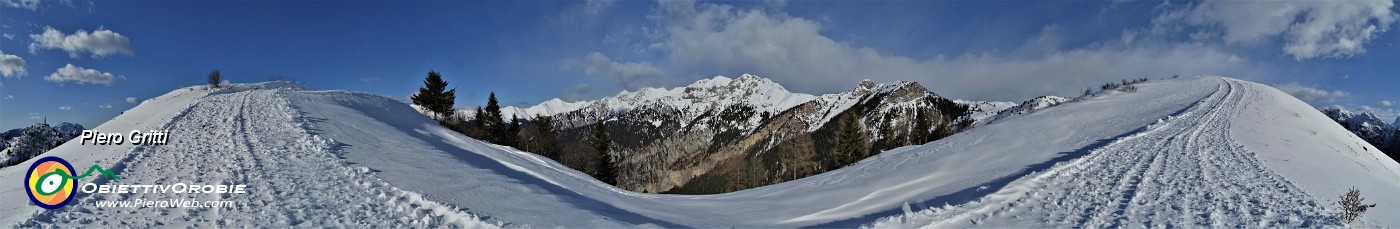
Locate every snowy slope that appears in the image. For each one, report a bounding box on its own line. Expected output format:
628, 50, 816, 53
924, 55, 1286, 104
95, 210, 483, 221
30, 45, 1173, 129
954, 100, 1016, 124
0, 83, 499, 227
4, 76, 1395, 227
0, 84, 212, 225
307, 76, 1400, 227
869, 77, 1400, 227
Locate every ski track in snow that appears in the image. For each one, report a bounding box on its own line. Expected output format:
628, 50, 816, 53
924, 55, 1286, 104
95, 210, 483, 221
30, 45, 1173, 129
16, 88, 499, 228
871, 78, 1332, 228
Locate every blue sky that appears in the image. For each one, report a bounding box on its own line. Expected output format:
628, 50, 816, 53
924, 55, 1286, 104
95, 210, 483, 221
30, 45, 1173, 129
1, 0, 1397, 130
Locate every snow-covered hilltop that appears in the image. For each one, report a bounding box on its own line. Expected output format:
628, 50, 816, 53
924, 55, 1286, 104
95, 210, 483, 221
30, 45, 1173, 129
2, 76, 1397, 227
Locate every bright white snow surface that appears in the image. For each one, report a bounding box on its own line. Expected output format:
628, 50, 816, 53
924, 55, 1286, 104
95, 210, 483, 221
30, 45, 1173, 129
2, 77, 1398, 227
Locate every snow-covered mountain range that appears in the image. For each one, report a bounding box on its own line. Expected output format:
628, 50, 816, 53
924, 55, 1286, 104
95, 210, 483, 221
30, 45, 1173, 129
1322, 107, 1400, 160
457, 74, 994, 193
2, 76, 1397, 227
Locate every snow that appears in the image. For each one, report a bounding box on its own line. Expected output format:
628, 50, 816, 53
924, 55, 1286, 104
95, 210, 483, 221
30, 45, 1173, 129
3, 76, 1396, 227
868, 77, 1400, 227
801, 81, 922, 132
954, 100, 1016, 124
473, 98, 590, 121
0, 83, 500, 228
461, 74, 815, 128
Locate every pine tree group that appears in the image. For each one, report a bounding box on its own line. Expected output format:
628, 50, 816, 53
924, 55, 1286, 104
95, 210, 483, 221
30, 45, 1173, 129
521, 116, 560, 160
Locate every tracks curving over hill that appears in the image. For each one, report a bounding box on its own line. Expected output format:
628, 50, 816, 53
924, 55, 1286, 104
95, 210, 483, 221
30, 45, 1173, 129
19, 89, 496, 227
874, 78, 1332, 228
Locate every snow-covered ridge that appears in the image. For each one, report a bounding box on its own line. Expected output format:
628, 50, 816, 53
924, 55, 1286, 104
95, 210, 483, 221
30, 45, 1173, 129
954, 100, 1016, 124
799, 80, 925, 132
980, 95, 1071, 124
461, 73, 817, 123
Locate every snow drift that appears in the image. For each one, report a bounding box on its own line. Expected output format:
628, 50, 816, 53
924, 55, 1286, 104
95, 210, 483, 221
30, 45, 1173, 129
1, 76, 1396, 227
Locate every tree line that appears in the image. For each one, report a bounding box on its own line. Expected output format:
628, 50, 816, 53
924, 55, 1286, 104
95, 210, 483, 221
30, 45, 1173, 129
410, 71, 619, 185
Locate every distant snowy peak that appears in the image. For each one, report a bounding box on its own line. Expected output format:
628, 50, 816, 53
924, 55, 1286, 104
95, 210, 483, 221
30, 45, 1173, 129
481, 74, 816, 123
1321, 107, 1398, 144
51, 122, 86, 135
855, 79, 877, 92
799, 80, 939, 132
499, 98, 589, 120
1323, 107, 1390, 128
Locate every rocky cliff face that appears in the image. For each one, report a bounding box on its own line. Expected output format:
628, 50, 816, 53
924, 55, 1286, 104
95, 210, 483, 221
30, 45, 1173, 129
661, 80, 973, 194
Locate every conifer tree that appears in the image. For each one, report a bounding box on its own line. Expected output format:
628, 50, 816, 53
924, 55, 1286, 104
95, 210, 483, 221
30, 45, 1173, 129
836, 113, 867, 166
482, 92, 504, 142
503, 114, 521, 147
410, 71, 456, 120
470, 106, 487, 139
524, 115, 560, 160
911, 109, 932, 144
588, 121, 616, 185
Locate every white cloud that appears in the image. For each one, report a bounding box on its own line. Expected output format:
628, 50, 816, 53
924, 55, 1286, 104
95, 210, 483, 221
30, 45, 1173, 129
562, 84, 591, 101
28, 113, 41, 120
46, 64, 121, 85
642, 1, 1266, 101
0, 0, 38, 10
1381, 100, 1394, 107
0, 50, 25, 78
126, 96, 138, 103
2, 33, 13, 40
4, 95, 12, 99
583, 0, 615, 16
1273, 82, 1350, 106
1355, 105, 1400, 123
359, 76, 382, 82
29, 26, 135, 58
567, 52, 669, 91
58, 106, 72, 111
1153, 0, 1398, 60
98, 103, 111, 109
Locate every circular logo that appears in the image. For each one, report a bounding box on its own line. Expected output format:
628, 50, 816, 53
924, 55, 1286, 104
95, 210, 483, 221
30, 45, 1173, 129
25, 156, 76, 209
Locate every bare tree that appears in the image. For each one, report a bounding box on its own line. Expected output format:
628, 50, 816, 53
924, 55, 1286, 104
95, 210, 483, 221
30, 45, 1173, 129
1338, 186, 1377, 224
208, 70, 222, 88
